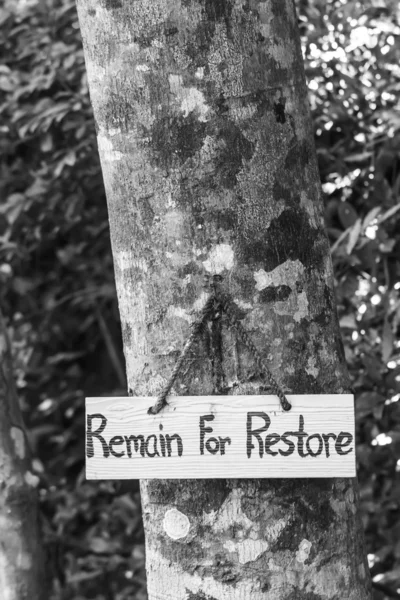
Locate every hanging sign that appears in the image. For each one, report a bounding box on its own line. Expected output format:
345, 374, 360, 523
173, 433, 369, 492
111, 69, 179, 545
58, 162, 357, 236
86, 394, 356, 479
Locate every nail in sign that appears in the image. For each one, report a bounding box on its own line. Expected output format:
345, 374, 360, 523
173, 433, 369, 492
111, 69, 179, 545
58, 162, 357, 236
86, 395, 356, 479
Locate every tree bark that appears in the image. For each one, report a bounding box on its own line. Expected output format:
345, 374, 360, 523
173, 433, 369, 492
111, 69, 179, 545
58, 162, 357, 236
77, 1, 373, 598
0, 310, 47, 600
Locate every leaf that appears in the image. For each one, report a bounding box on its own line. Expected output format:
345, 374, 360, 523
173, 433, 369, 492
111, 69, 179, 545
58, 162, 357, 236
12, 277, 35, 296
340, 314, 357, 329
339, 202, 358, 228
343, 151, 372, 163
0, 193, 25, 224
347, 219, 362, 254
356, 392, 385, 419
363, 206, 381, 228
0, 75, 14, 92
0, 9, 11, 26
89, 537, 110, 554
330, 228, 350, 254
64, 151, 76, 166
47, 351, 85, 365
67, 570, 103, 584
363, 355, 382, 382
378, 203, 400, 224
40, 133, 53, 152
386, 367, 400, 391
382, 318, 393, 363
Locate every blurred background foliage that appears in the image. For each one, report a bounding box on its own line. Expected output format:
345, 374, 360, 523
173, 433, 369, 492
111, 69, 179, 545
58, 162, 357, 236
0, 0, 399, 598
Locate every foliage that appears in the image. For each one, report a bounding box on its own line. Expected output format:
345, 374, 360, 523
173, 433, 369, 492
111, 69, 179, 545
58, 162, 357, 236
300, 1, 400, 596
0, 1, 133, 598
0, 0, 400, 598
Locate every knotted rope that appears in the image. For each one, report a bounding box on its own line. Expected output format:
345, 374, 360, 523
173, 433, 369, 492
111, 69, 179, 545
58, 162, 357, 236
148, 277, 291, 415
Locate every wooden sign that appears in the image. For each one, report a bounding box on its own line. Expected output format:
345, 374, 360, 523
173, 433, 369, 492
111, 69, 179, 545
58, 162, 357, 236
86, 395, 355, 479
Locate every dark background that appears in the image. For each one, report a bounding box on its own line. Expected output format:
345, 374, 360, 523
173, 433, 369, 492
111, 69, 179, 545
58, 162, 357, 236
1, 0, 400, 598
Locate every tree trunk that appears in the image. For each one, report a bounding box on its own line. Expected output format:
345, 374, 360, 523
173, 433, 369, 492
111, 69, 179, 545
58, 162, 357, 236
0, 310, 47, 600
77, 1, 373, 598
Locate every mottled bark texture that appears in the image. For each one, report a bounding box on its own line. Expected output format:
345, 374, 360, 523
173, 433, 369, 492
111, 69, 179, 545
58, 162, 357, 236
0, 310, 47, 600
77, 1, 372, 598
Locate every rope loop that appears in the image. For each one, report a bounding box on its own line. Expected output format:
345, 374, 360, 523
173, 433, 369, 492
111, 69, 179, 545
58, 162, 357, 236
148, 275, 291, 415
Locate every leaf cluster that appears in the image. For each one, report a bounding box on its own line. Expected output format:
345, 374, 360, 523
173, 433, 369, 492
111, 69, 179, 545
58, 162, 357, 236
0, 2, 131, 597
299, 1, 400, 596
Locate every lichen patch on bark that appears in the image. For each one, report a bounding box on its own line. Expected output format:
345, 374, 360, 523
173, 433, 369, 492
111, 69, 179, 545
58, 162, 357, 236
97, 133, 124, 161
254, 260, 305, 291
224, 539, 269, 565
169, 75, 210, 122
202, 488, 255, 533
203, 244, 234, 274
296, 539, 312, 564
163, 508, 191, 540
294, 290, 309, 322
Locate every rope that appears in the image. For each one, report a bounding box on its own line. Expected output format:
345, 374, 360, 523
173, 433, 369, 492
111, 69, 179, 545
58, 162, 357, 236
147, 294, 215, 415
148, 277, 291, 414
215, 291, 291, 412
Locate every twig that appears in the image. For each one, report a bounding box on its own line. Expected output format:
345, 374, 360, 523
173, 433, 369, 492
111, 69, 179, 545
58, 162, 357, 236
95, 307, 126, 388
